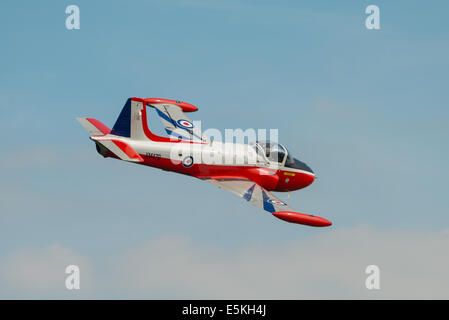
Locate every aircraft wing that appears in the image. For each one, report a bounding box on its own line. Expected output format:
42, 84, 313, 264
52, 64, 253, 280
200, 177, 331, 227
148, 103, 204, 141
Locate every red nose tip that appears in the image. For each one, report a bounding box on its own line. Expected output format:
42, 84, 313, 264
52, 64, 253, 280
273, 211, 332, 227
304, 173, 315, 187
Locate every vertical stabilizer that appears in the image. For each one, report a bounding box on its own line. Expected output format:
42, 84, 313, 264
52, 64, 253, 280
110, 98, 149, 140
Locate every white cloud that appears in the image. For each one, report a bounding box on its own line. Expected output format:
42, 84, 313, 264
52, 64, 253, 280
111, 227, 449, 299
0, 245, 92, 298
2, 227, 449, 299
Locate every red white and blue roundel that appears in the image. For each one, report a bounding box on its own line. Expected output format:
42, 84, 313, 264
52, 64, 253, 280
182, 155, 194, 167
268, 199, 287, 206
177, 119, 194, 129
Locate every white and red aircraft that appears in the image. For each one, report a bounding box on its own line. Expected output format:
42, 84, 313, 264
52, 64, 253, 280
77, 97, 331, 227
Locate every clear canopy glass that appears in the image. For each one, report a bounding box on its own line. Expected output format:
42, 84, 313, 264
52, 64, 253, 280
250, 141, 314, 173
251, 141, 287, 164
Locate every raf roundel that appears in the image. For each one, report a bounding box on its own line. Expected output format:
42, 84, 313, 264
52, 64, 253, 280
182, 155, 194, 168
268, 199, 287, 206
177, 119, 194, 129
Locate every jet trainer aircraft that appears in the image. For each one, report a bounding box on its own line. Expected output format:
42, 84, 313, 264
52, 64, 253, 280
77, 97, 331, 227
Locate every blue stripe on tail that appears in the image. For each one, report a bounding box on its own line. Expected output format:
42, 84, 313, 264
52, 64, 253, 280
111, 98, 131, 137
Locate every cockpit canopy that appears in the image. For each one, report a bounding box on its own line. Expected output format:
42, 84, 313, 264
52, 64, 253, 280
256, 141, 287, 164
251, 141, 314, 173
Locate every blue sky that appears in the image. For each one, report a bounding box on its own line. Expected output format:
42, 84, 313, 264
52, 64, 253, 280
1, 0, 449, 298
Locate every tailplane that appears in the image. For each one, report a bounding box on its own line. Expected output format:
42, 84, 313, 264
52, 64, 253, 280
76, 115, 142, 162
76, 118, 111, 136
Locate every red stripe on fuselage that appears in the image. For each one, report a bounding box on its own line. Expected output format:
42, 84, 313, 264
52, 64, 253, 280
138, 154, 314, 192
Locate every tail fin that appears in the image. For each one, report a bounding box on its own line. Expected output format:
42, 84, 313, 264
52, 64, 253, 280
109, 98, 151, 140
77, 118, 111, 136
82, 98, 166, 142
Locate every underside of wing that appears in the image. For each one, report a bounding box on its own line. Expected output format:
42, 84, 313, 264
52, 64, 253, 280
148, 103, 204, 141
200, 177, 331, 227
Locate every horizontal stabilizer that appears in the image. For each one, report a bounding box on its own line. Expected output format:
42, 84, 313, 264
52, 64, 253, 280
77, 118, 111, 136
92, 137, 143, 162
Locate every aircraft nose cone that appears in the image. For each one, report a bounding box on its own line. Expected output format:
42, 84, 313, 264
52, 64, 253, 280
305, 172, 315, 186
295, 172, 315, 190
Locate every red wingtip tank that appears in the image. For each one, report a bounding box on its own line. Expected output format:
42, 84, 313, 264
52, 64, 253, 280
272, 211, 332, 227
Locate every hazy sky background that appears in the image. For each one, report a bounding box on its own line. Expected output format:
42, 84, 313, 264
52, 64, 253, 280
1, 0, 449, 298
